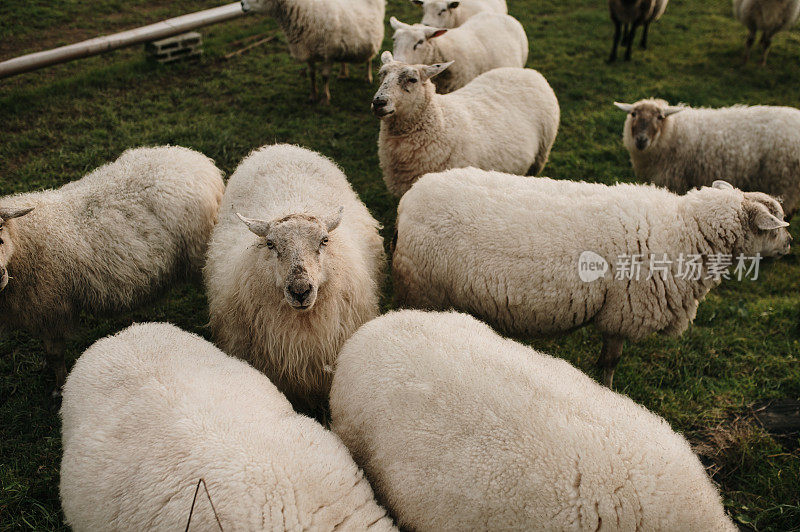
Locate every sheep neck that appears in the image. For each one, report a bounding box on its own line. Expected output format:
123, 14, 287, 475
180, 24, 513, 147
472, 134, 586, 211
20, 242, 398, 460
383, 89, 442, 137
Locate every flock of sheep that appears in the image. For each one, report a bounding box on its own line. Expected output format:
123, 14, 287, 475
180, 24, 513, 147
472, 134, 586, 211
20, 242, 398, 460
2, 0, 799, 529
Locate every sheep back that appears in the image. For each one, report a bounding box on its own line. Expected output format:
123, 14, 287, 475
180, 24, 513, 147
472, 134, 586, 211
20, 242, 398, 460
60, 322, 396, 531
330, 310, 736, 531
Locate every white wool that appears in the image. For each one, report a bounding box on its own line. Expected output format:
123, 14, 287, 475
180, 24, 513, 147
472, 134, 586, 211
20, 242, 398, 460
392, 168, 791, 384
330, 310, 737, 531
621, 98, 800, 217
390, 13, 528, 93
375, 61, 559, 197
414, 0, 507, 28
733, 0, 800, 42
242, 0, 385, 70
0, 146, 223, 386
60, 323, 396, 531
204, 144, 384, 409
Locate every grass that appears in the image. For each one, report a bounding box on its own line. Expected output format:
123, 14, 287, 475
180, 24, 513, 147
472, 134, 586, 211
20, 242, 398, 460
1, 0, 799, 529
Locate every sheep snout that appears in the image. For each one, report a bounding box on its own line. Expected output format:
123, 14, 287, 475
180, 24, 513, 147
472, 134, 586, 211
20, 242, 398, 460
285, 276, 316, 309
0, 267, 7, 291
635, 135, 649, 150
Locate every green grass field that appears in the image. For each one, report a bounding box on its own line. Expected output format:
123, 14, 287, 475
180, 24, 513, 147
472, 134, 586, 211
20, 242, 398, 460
1, 0, 799, 529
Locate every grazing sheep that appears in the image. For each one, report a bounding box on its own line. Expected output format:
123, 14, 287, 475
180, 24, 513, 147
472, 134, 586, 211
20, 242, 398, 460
411, 0, 507, 28
393, 169, 791, 387
60, 322, 396, 531
608, 0, 669, 62
389, 13, 528, 94
373, 52, 559, 197
733, 0, 800, 64
204, 144, 384, 411
0, 147, 223, 393
615, 98, 800, 219
330, 310, 738, 531
241, 0, 385, 104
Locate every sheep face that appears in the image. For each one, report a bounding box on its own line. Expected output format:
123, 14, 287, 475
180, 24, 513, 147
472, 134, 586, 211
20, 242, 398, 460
615, 100, 684, 152
0, 206, 34, 292
237, 209, 343, 311
240, 0, 264, 13
372, 52, 453, 118
390, 17, 448, 63
413, 0, 462, 28
739, 191, 792, 258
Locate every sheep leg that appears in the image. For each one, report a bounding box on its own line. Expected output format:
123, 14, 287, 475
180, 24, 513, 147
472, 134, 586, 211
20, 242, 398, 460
598, 336, 625, 388
608, 16, 622, 62
743, 30, 756, 64
42, 336, 67, 398
338, 63, 349, 79
308, 61, 318, 102
759, 32, 773, 66
321, 62, 332, 105
621, 23, 630, 46
624, 24, 637, 61
366, 58, 374, 83
639, 22, 650, 49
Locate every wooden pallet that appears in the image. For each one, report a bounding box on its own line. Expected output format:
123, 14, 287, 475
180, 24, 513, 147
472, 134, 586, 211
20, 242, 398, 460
145, 32, 202, 64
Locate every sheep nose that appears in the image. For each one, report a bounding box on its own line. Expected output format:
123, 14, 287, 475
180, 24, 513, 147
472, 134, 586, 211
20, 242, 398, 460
288, 283, 311, 303
635, 136, 648, 150
372, 96, 388, 109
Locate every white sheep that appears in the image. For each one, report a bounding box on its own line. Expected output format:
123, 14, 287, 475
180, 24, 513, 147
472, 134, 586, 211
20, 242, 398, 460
330, 310, 737, 531
241, 0, 385, 104
389, 13, 528, 94
0, 146, 223, 393
733, 0, 800, 64
615, 98, 800, 219
372, 52, 560, 197
60, 322, 396, 531
392, 169, 791, 387
410, 0, 507, 28
204, 144, 384, 412
608, 0, 669, 62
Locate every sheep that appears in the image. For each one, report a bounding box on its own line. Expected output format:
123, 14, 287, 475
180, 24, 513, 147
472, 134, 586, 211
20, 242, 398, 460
0, 146, 223, 394
60, 322, 396, 531
388, 13, 528, 94
240, 0, 385, 104
204, 144, 384, 413
373, 52, 560, 197
392, 169, 792, 387
410, 0, 507, 28
615, 98, 800, 220
733, 0, 800, 64
608, 0, 669, 62
330, 310, 738, 531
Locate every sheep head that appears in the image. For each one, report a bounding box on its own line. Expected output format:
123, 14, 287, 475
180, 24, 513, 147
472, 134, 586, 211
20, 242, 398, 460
237, 208, 343, 311
614, 99, 684, 152
372, 52, 453, 119
0, 205, 34, 292
390, 17, 448, 64
736, 190, 791, 258
412, 0, 463, 28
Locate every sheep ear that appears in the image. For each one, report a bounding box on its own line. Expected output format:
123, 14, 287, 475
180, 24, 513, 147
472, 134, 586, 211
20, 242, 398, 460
424, 27, 448, 39
381, 51, 394, 64
448, 1, 460, 8
754, 210, 789, 230
712, 180, 734, 190
236, 213, 272, 237
389, 16, 404, 30
662, 106, 684, 117
613, 102, 634, 113
0, 206, 34, 221
420, 61, 453, 80
324, 207, 344, 232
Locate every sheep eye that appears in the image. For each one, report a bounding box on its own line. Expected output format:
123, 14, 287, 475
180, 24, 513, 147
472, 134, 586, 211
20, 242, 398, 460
440, 9, 446, 13
320, 236, 329, 247
630, 111, 637, 118
658, 114, 665, 120
0, 238, 3, 245
266, 240, 275, 249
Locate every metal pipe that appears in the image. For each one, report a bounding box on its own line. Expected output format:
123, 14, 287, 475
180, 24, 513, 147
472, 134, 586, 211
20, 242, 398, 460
0, 2, 246, 79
